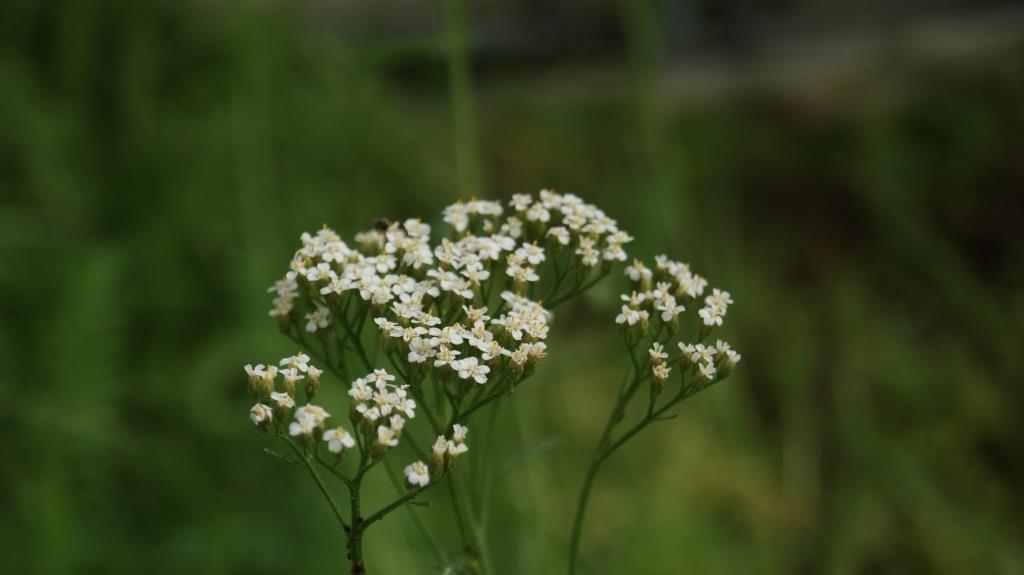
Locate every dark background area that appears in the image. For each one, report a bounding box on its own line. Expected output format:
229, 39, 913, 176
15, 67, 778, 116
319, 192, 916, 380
1, 0, 1023, 573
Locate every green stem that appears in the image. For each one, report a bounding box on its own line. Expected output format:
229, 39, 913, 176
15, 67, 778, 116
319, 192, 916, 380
567, 376, 712, 574
383, 459, 449, 565
567, 365, 641, 575
280, 435, 350, 532
548, 269, 610, 308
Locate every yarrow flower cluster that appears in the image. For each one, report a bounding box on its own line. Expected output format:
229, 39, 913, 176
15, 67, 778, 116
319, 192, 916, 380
612, 254, 739, 389
245, 354, 355, 460
568, 252, 741, 574
241, 190, 640, 575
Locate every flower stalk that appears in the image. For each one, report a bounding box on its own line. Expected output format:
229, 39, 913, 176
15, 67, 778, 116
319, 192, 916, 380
568, 256, 741, 574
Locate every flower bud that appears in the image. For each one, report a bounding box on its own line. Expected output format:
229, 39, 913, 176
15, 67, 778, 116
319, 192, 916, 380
270, 391, 295, 422
306, 365, 322, 400
651, 362, 671, 395
249, 403, 273, 432
430, 436, 448, 474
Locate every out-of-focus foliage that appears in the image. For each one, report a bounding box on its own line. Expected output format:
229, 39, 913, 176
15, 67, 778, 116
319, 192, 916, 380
1, 0, 1022, 573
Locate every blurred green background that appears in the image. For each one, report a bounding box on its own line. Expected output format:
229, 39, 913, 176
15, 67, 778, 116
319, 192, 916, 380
2, 0, 1023, 573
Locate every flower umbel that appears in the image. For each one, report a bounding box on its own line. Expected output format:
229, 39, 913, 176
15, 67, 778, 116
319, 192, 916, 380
240, 190, 652, 575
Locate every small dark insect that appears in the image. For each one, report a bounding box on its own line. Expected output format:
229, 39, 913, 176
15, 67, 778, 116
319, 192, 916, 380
373, 218, 392, 232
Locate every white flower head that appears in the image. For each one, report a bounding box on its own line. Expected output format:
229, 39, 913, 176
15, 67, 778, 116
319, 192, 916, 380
279, 352, 311, 372
289, 404, 330, 437
432, 435, 449, 458
250, 403, 273, 426
698, 362, 717, 382
323, 427, 356, 454
649, 342, 668, 362
305, 304, 332, 333
404, 460, 430, 488
376, 425, 399, 448
455, 356, 490, 385
652, 362, 671, 382
270, 391, 295, 409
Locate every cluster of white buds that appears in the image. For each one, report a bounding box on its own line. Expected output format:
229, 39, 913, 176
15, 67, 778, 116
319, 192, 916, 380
289, 404, 331, 439
679, 339, 742, 382
430, 424, 470, 474
614, 254, 740, 394
698, 288, 734, 327
244, 353, 357, 461
615, 254, 713, 332
347, 369, 416, 441
404, 460, 430, 488
268, 276, 299, 322
246, 353, 324, 420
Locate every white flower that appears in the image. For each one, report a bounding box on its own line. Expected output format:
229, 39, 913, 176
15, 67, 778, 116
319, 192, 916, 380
716, 341, 741, 368
448, 440, 469, 456
393, 394, 417, 419
699, 304, 725, 327
510, 193, 532, 212
305, 304, 331, 333
250, 403, 273, 426
270, 391, 295, 409
279, 353, 311, 372
620, 291, 646, 307
452, 424, 468, 443
349, 378, 373, 403
649, 342, 668, 362
367, 369, 396, 386
432, 436, 449, 460
509, 344, 530, 366
657, 298, 686, 322
280, 367, 304, 387
677, 272, 708, 299
455, 356, 490, 384
478, 340, 508, 362
356, 403, 381, 422
307, 364, 323, 384
678, 342, 696, 363
290, 404, 330, 437
404, 460, 430, 488
690, 343, 715, 366
244, 363, 266, 383
433, 345, 462, 368
652, 362, 671, 382
506, 263, 540, 284
463, 305, 491, 323
429, 324, 465, 347
376, 425, 399, 448
575, 237, 600, 267
515, 243, 546, 266
416, 311, 442, 327
602, 243, 627, 262
615, 305, 642, 326
526, 202, 550, 223
705, 288, 733, 308
698, 362, 717, 381
461, 261, 491, 285
547, 226, 570, 246
389, 414, 406, 433
625, 259, 652, 283
323, 427, 355, 453
407, 337, 436, 364
375, 317, 400, 336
